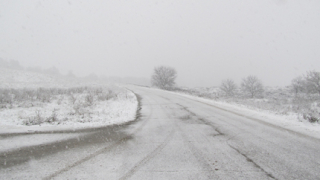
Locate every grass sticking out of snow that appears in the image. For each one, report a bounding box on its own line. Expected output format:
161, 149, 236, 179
0, 86, 138, 133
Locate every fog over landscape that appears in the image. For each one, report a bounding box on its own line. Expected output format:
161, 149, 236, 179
2, 1, 320, 179
0, 0, 320, 87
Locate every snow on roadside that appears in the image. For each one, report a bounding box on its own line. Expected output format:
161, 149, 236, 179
0, 68, 139, 153
168, 90, 320, 139
0, 89, 138, 134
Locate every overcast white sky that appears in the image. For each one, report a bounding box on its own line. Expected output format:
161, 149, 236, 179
0, 0, 320, 87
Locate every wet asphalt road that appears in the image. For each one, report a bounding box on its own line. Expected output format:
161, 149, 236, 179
1, 86, 320, 179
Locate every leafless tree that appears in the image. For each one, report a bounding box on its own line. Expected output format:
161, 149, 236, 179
241, 75, 264, 98
151, 66, 177, 90
304, 70, 320, 95
291, 76, 305, 95
220, 79, 237, 97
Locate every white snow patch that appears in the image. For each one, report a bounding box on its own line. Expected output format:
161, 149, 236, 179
167, 90, 320, 139
0, 68, 139, 153
0, 90, 138, 134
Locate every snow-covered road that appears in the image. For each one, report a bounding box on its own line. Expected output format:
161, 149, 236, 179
1, 85, 320, 179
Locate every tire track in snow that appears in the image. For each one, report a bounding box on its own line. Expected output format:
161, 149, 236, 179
146, 99, 220, 179
43, 135, 132, 180
119, 129, 175, 180
118, 94, 177, 180
177, 124, 220, 179
42, 93, 150, 180
177, 103, 277, 180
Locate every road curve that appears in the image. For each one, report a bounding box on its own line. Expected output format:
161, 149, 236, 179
1, 86, 320, 180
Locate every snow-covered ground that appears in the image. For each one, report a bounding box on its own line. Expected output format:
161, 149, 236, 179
0, 68, 138, 134
0, 89, 138, 134
169, 89, 320, 139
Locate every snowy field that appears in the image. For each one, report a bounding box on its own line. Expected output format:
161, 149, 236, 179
172, 87, 320, 138
0, 68, 138, 134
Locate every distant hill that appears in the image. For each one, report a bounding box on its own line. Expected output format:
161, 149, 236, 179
0, 67, 151, 89
0, 67, 84, 89
0, 58, 150, 88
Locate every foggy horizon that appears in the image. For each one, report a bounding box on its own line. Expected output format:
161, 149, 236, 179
1, 0, 320, 87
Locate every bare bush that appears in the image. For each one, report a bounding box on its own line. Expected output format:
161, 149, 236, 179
24, 110, 43, 125
241, 75, 264, 98
220, 79, 237, 97
289, 71, 320, 122
46, 109, 59, 123
151, 66, 177, 90
291, 76, 305, 95
303, 113, 319, 123
304, 70, 320, 95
